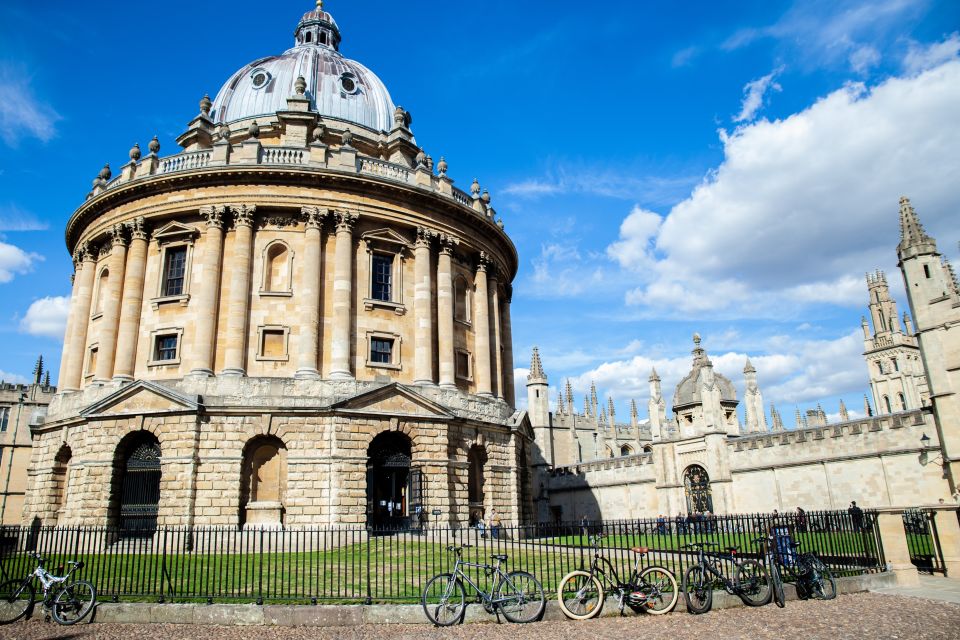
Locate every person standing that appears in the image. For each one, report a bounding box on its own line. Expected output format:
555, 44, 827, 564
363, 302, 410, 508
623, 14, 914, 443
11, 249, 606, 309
848, 501, 864, 531
490, 509, 502, 539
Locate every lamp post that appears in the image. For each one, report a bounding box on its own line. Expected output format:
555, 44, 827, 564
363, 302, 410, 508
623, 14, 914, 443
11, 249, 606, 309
919, 432, 945, 469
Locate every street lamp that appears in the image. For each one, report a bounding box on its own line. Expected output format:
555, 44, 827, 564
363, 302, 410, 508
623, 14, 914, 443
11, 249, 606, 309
919, 433, 944, 466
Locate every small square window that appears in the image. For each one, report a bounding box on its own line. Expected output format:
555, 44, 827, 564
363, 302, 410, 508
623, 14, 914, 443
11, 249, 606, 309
371, 338, 393, 364
154, 334, 179, 361
371, 254, 393, 302
260, 329, 287, 359
162, 247, 188, 297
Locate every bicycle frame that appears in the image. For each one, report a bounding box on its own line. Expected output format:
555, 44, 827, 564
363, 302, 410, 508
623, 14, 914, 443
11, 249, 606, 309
585, 550, 640, 593
690, 547, 744, 593
19, 558, 80, 602
446, 554, 518, 607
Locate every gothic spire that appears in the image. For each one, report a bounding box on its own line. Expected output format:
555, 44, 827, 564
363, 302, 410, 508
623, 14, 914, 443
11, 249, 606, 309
897, 196, 936, 256
795, 408, 804, 429
528, 347, 546, 381
839, 399, 849, 422
565, 378, 574, 413
770, 404, 784, 431
864, 394, 873, 417
743, 357, 756, 374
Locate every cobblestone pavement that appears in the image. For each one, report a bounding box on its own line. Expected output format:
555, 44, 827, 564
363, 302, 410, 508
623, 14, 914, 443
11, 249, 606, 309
3, 593, 959, 640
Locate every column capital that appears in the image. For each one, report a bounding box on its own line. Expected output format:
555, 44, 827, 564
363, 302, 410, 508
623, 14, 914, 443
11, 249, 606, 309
301, 206, 330, 230
229, 203, 257, 228
334, 210, 358, 233
438, 233, 460, 255
200, 205, 227, 229
109, 223, 128, 248
73, 241, 95, 267
415, 226, 436, 249
476, 251, 491, 274
128, 216, 149, 241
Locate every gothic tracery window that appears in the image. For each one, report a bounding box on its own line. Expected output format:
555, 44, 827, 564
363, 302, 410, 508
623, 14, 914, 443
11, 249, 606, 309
683, 465, 713, 514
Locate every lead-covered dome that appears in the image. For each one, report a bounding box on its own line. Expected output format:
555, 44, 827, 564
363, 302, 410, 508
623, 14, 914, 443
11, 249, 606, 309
673, 334, 737, 408
210, 2, 396, 133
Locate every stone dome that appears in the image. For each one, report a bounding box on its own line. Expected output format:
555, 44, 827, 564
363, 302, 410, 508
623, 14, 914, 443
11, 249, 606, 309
673, 334, 737, 408
210, 3, 396, 133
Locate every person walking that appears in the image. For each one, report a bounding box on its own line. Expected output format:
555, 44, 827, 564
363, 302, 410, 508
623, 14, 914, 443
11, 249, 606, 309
848, 501, 864, 531
796, 507, 807, 533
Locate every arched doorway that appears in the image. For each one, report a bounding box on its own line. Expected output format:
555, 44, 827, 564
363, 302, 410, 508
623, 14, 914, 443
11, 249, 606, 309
239, 435, 287, 528
683, 465, 713, 514
111, 432, 161, 536
366, 431, 420, 530
467, 445, 487, 526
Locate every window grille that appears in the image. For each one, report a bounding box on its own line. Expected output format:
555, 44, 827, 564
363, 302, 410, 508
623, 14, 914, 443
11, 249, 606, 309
162, 247, 187, 296
371, 254, 392, 301
370, 338, 393, 364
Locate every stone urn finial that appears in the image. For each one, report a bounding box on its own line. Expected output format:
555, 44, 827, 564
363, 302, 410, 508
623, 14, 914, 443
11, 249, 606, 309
471, 178, 481, 195
200, 94, 212, 116
294, 75, 307, 96
148, 135, 160, 155
129, 143, 141, 161
426, 155, 434, 171
437, 156, 448, 176
415, 148, 426, 167
312, 123, 325, 143
481, 189, 491, 205
248, 120, 260, 139
99, 164, 112, 181
217, 122, 230, 142
341, 129, 353, 147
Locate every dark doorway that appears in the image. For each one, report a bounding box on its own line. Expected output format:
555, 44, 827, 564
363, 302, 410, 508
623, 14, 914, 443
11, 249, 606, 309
366, 431, 420, 530
467, 445, 487, 525
112, 433, 161, 537
683, 464, 713, 514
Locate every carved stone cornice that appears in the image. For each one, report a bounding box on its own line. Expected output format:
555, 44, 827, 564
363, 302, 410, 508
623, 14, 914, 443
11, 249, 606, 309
415, 226, 436, 249
301, 206, 329, 230
97, 243, 112, 259
230, 204, 256, 228
128, 216, 149, 241
200, 205, 226, 229
257, 214, 299, 229
334, 210, 358, 233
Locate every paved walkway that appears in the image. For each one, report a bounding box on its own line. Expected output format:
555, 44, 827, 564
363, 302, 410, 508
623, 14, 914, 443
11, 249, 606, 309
872, 574, 960, 604
3, 593, 960, 640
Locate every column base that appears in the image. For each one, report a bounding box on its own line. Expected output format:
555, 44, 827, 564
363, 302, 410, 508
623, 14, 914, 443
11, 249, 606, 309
220, 368, 246, 377
111, 375, 134, 384
188, 368, 215, 377
438, 383, 457, 391
294, 368, 321, 380
329, 370, 354, 380
414, 379, 437, 387
477, 392, 495, 399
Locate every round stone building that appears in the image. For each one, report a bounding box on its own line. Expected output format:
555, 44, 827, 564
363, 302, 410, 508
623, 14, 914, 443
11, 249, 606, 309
24, 2, 532, 531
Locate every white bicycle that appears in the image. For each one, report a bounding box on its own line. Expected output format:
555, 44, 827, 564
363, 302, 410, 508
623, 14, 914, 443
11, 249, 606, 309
0, 552, 97, 625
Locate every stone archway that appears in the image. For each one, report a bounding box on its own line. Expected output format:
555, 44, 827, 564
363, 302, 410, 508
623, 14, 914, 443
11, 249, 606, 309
683, 464, 714, 514
109, 431, 162, 536
366, 431, 420, 530
239, 435, 287, 528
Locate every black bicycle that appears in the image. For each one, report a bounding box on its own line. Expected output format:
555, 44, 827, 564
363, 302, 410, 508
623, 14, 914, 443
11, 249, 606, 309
557, 534, 678, 619
421, 545, 545, 626
0, 553, 96, 625
754, 536, 785, 608
786, 541, 837, 600
681, 542, 771, 614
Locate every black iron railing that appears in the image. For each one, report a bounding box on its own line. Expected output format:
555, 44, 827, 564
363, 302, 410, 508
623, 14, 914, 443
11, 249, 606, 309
902, 508, 947, 575
0, 509, 883, 604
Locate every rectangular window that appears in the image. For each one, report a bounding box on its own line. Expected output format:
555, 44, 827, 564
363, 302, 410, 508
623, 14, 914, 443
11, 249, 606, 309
154, 334, 179, 361
87, 348, 98, 376
162, 246, 188, 296
0, 407, 8, 432
260, 329, 286, 359
456, 351, 470, 379
371, 254, 393, 302
370, 338, 393, 364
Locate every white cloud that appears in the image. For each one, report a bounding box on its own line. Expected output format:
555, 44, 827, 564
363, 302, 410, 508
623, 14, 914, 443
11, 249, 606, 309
20, 295, 70, 340
0, 203, 48, 231
524, 242, 618, 299
903, 32, 960, 74
502, 163, 699, 204
0, 240, 40, 282
0, 63, 61, 147
612, 60, 960, 318
0, 370, 29, 385
849, 45, 881, 74
734, 66, 784, 123
672, 46, 701, 68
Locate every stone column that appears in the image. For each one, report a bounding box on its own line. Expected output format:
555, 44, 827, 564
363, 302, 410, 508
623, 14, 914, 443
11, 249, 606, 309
501, 285, 516, 406
190, 206, 226, 376
94, 224, 128, 384
473, 254, 493, 397
113, 218, 149, 381
57, 259, 82, 389
222, 204, 256, 376
330, 211, 358, 379
296, 207, 326, 379
876, 510, 920, 586
61, 244, 97, 390
490, 274, 503, 399
436, 235, 458, 389
413, 227, 435, 386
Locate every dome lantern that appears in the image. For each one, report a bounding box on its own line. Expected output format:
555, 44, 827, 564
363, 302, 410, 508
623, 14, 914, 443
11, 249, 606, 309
294, 0, 342, 51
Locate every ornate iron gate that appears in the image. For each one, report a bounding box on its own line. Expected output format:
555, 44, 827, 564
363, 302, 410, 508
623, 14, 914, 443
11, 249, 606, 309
902, 508, 947, 575
119, 442, 161, 537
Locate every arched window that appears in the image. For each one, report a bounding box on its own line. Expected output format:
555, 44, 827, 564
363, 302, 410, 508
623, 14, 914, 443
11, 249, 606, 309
262, 242, 292, 293
320, 32, 327, 45
240, 435, 287, 528
52, 444, 72, 522
897, 393, 906, 411
454, 276, 470, 322
305, 32, 312, 43
468, 445, 487, 524
683, 465, 713, 514
642, 445, 653, 454
109, 431, 161, 536
620, 444, 633, 456
883, 395, 892, 413
95, 268, 109, 314
892, 358, 899, 372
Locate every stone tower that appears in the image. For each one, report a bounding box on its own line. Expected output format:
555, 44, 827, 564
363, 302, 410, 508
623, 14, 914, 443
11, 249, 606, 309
526, 347, 553, 466
862, 270, 928, 413
648, 368, 666, 441
896, 196, 960, 491
742, 358, 768, 433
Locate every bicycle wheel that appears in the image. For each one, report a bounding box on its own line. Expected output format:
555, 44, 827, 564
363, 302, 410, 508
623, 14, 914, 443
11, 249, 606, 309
421, 573, 466, 626
557, 570, 604, 620
51, 580, 96, 625
682, 564, 712, 614
811, 567, 837, 600
735, 559, 771, 607
0, 579, 34, 625
637, 566, 678, 615
770, 563, 785, 608
496, 571, 545, 624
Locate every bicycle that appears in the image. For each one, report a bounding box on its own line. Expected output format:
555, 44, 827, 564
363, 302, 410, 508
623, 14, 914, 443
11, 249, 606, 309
0, 552, 97, 625
786, 541, 837, 600
557, 534, 678, 619
421, 545, 545, 626
754, 536, 785, 608
681, 541, 770, 614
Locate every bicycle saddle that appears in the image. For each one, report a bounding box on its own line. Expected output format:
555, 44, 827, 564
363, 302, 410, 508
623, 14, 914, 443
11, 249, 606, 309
630, 546, 649, 555
725, 546, 739, 554
490, 554, 508, 561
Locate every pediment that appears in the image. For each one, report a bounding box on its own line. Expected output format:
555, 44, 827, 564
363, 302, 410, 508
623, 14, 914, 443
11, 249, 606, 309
153, 221, 199, 243
80, 380, 201, 418
508, 410, 534, 440
360, 227, 412, 249
333, 383, 453, 419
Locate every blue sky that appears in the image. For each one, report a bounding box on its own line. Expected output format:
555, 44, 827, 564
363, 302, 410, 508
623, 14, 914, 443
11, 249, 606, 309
1, 0, 958, 424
